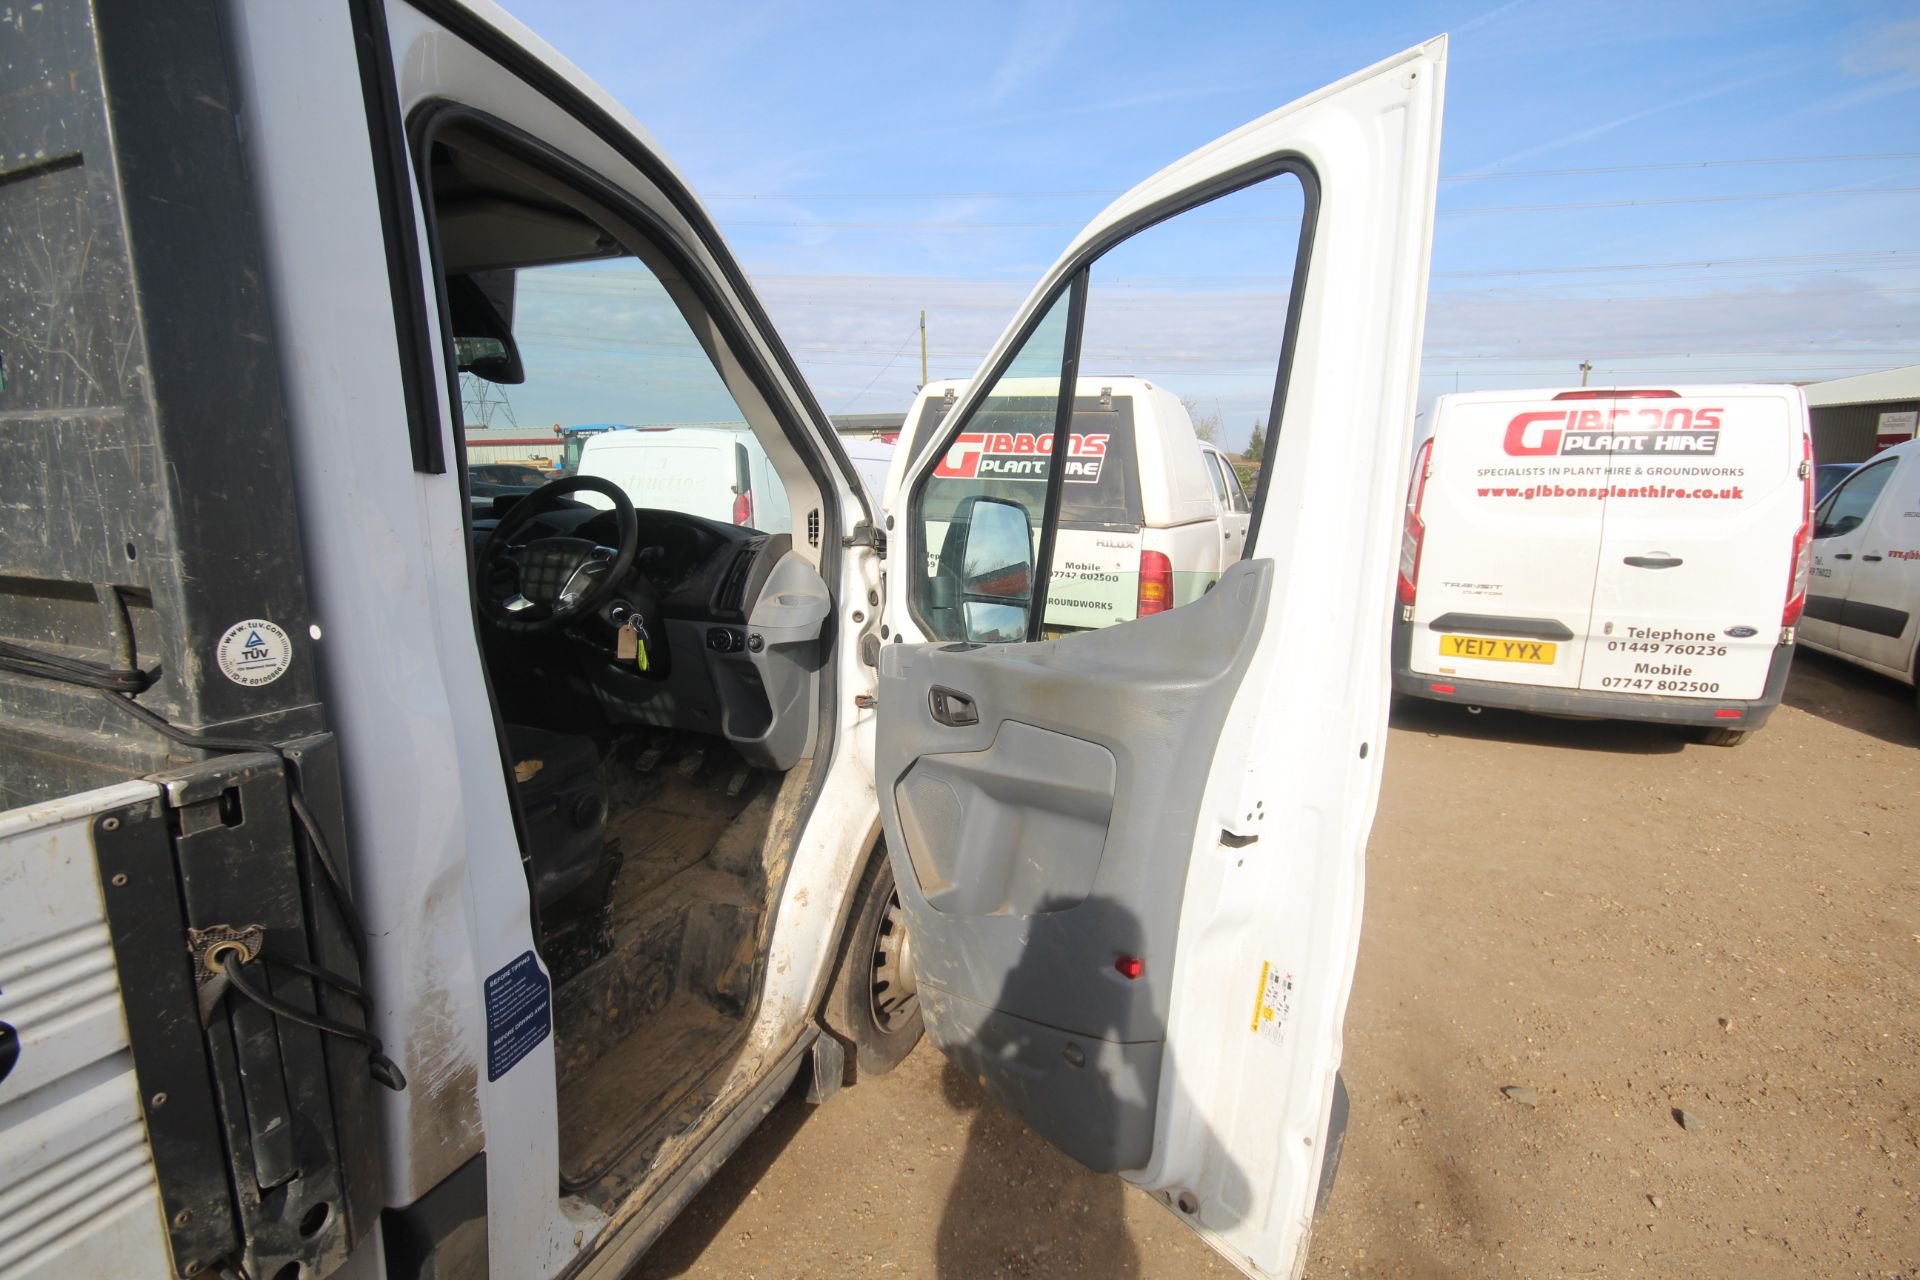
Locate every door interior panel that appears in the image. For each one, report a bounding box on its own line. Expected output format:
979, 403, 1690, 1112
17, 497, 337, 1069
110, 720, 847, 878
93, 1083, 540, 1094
921, 986, 1164, 1173
877, 560, 1271, 1163
894, 720, 1116, 916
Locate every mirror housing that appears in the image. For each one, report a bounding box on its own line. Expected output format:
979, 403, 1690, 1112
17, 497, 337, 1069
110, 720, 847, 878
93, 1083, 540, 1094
448, 271, 525, 384
956, 496, 1035, 643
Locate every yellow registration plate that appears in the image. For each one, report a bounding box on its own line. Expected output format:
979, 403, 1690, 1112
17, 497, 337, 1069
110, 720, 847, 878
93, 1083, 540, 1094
1439, 634, 1556, 664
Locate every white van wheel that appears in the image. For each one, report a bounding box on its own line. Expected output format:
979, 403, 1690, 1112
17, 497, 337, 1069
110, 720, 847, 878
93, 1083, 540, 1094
823, 847, 924, 1082
1695, 727, 1748, 747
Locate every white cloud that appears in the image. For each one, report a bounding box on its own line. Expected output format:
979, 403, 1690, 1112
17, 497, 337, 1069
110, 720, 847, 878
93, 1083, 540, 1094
980, 0, 1083, 108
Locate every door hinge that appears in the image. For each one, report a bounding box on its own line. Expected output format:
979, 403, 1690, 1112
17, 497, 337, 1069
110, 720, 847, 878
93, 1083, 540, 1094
843, 521, 887, 557
854, 692, 877, 709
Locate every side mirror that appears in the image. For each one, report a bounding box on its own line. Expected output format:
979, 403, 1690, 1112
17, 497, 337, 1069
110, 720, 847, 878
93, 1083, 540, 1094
957, 496, 1034, 643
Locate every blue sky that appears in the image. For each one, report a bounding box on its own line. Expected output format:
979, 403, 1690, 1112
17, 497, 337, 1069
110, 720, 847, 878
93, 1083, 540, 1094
499, 0, 1918, 450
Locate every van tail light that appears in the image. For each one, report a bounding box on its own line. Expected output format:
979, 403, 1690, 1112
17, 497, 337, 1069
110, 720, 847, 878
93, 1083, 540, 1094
1782, 429, 1814, 627
1397, 438, 1434, 606
732, 489, 754, 526
1137, 550, 1173, 616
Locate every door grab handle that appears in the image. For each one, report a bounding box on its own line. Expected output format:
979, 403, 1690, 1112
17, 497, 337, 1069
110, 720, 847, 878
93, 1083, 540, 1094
1623, 554, 1683, 569
1862, 554, 1883, 562
1833, 552, 1853, 561
928, 686, 979, 727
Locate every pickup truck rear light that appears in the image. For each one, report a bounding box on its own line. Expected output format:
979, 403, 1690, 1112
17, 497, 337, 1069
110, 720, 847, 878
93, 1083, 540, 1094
1782, 429, 1813, 626
1137, 551, 1173, 616
1397, 438, 1433, 605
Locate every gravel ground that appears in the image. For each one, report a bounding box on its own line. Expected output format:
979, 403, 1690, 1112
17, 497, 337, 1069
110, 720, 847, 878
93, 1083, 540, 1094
634, 648, 1919, 1279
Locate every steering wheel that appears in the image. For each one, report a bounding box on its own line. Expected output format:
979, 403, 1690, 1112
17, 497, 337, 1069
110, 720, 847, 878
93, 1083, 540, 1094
478, 475, 640, 634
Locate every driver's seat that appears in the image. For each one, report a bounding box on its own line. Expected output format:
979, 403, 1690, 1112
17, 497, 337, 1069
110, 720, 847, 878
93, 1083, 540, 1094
504, 725, 608, 910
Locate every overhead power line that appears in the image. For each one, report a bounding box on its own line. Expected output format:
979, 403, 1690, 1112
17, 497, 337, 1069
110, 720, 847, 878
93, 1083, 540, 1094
717, 186, 1920, 230
701, 152, 1920, 201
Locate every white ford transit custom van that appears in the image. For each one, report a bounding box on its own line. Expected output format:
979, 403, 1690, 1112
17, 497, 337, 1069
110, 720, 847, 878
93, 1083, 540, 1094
1799, 437, 1920, 707
1393, 385, 1814, 744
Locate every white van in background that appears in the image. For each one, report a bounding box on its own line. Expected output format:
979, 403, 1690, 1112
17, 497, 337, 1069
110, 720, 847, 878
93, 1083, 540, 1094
1393, 385, 1814, 744
577, 424, 792, 534
840, 435, 897, 514
885, 377, 1249, 633
1799, 437, 1920, 706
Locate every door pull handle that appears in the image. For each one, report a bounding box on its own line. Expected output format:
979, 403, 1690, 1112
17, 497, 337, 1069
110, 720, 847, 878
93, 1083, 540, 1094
1833, 552, 1854, 561
1623, 554, 1683, 569
928, 686, 979, 727
1861, 554, 1883, 562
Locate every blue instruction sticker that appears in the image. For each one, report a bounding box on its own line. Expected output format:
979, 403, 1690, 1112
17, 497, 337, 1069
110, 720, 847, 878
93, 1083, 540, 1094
484, 951, 551, 1082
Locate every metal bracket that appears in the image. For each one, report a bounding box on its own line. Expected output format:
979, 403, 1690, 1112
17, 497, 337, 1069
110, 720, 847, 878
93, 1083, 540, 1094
188, 924, 266, 986
842, 520, 888, 557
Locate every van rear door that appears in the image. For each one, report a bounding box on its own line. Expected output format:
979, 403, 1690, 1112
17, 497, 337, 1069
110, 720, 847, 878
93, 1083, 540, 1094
1578, 388, 1806, 701
1405, 390, 1611, 689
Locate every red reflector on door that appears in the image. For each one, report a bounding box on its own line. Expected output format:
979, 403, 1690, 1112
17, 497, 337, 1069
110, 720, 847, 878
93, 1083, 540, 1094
1429, 683, 1456, 695
1115, 956, 1145, 980
1713, 709, 1743, 720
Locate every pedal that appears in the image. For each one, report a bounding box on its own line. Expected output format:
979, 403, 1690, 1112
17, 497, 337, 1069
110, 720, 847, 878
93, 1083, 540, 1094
725, 766, 751, 798
635, 741, 667, 773
676, 746, 706, 779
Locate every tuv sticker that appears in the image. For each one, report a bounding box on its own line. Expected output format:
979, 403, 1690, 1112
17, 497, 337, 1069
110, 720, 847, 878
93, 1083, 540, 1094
215, 618, 292, 687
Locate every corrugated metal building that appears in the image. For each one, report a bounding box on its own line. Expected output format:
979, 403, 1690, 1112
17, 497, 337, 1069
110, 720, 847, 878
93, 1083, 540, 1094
1805, 364, 1920, 464
464, 429, 563, 466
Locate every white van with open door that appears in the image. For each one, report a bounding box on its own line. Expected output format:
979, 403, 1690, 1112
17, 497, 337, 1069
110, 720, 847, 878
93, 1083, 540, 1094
1393, 385, 1813, 745
1799, 437, 1920, 706
0, 6, 1443, 1280
886, 376, 1249, 633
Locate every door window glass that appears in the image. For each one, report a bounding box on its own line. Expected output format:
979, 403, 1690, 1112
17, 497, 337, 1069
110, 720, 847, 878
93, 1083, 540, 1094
427, 131, 787, 535
1222, 457, 1252, 513
1203, 452, 1230, 505
1815, 459, 1895, 539
907, 169, 1308, 642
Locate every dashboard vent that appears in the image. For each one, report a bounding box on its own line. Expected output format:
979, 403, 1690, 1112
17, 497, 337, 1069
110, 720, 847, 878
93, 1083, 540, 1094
714, 540, 764, 615
807, 508, 820, 546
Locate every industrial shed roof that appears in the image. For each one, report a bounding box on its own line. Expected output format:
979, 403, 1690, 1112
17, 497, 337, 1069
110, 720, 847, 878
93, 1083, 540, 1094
1804, 364, 1920, 409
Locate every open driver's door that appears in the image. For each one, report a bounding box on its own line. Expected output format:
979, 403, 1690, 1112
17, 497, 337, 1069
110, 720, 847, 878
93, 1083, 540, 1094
875, 39, 1445, 1278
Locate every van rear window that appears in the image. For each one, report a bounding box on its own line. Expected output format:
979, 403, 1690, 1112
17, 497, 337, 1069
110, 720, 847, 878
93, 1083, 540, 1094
907, 395, 1144, 528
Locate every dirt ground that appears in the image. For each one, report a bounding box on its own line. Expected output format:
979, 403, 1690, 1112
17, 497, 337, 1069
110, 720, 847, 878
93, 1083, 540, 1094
634, 649, 1919, 1279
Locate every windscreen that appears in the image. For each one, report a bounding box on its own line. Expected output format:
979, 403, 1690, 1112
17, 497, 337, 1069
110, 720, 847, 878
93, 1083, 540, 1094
907, 395, 1143, 529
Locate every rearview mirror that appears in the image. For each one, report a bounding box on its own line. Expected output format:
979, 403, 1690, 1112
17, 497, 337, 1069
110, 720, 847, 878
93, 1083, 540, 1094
958, 496, 1034, 643
448, 272, 525, 384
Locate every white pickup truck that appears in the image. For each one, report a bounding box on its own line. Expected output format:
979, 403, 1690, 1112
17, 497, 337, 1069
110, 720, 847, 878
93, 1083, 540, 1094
888, 377, 1252, 633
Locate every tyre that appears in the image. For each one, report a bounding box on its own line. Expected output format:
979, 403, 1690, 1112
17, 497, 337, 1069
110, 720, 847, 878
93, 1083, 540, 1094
1695, 726, 1748, 747
822, 845, 922, 1082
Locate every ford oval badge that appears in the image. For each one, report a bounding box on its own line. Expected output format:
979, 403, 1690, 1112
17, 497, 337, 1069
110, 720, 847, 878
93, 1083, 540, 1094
1725, 625, 1758, 638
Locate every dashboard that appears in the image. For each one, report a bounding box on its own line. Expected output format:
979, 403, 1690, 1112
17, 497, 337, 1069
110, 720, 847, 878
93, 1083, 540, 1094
473, 497, 824, 771
473, 498, 764, 621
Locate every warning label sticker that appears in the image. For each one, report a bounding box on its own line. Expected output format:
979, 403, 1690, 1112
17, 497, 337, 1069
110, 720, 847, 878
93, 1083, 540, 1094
484, 951, 551, 1082
215, 619, 292, 687
1249, 961, 1294, 1048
